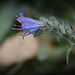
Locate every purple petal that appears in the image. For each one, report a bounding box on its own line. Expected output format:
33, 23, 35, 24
17, 17, 23, 23
17, 16, 36, 24
22, 26, 38, 31
19, 13, 24, 17
29, 27, 38, 34
22, 23, 42, 30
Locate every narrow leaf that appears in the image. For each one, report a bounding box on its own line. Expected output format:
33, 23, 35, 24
66, 44, 75, 65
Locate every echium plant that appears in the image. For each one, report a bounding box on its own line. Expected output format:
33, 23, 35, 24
12, 13, 75, 65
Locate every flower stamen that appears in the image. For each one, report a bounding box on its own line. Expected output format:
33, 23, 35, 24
14, 24, 22, 27
12, 28, 22, 30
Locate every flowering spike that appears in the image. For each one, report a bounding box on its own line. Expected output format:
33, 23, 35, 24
12, 12, 75, 65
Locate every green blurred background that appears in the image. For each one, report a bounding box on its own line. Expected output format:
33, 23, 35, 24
0, 0, 75, 75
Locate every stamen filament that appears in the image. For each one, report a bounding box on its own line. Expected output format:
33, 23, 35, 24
14, 24, 22, 27
12, 28, 22, 30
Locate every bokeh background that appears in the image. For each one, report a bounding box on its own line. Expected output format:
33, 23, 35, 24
0, 0, 75, 75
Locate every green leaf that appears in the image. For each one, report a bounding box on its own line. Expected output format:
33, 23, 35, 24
0, 2, 18, 43
66, 44, 75, 65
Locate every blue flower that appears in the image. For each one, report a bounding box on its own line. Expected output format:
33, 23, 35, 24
12, 13, 43, 38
